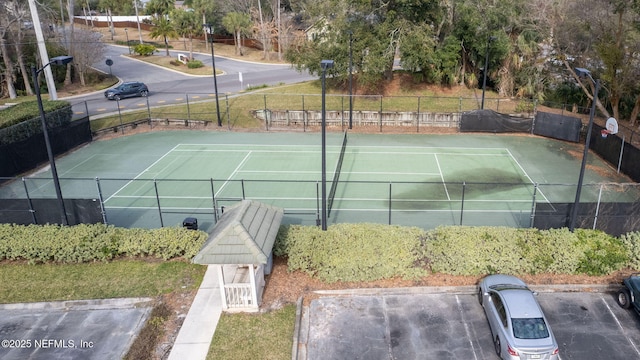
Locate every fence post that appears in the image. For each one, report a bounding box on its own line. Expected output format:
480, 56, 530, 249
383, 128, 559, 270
241, 179, 246, 199
341, 96, 345, 130
529, 183, 538, 228
21, 177, 37, 224
146, 96, 151, 121
264, 95, 269, 131
316, 181, 321, 226
416, 96, 421, 133
154, 180, 164, 227
460, 181, 466, 225
302, 95, 307, 132
95, 177, 109, 224
210, 178, 218, 223
618, 134, 625, 173
593, 184, 604, 230
186, 94, 191, 121
458, 97, 462, 112
116, 98, 124, 134
226, 94, 231, 130
388, 183, 392, 224
379, 95, 383, 132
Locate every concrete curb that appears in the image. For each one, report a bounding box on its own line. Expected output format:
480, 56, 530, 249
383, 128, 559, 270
0, 297, 155, 311
291, 297, 303, 360
310, 284, 621, 297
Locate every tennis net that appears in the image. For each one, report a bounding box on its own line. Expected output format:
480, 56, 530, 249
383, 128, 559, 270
328, 131, 348, 217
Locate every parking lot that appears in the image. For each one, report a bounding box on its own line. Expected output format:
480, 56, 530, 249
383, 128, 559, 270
296, 289, 640, 360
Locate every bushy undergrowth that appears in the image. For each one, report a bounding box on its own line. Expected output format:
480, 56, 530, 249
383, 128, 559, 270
274, 223, 427, 282
0, 224, 207, 264
275, 224, 638, 282
419, 227, 627, 276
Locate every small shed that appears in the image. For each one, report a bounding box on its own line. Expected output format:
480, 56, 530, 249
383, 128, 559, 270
192, 200, 283, 312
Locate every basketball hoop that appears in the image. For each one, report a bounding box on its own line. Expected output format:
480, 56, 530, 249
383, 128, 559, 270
601, 129, 609, 138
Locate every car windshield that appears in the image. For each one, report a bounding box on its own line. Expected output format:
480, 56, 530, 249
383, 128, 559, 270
489, 284, 529, 291
512, 318, 549, 339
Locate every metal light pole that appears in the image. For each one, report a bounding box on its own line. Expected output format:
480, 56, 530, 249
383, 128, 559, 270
320, 60, 334, 230
124, 28, 131, 54
348, 31, 353, 130
481, 36, 497, 110
204, 24, 222, 127
569, 67, 599, 232
32, 55, 74, 226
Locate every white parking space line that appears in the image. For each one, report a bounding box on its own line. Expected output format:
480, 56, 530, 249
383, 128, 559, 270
456, 295, 479, 360
601, 296, 640, 357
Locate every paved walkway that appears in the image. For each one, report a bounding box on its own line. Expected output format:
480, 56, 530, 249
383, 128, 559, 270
168, 265, 222, 360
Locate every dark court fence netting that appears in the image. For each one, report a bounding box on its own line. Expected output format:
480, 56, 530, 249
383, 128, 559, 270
1, 177, 640, 236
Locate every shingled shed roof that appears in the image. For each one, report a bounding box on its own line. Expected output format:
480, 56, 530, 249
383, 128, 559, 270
192, 200, 283, 265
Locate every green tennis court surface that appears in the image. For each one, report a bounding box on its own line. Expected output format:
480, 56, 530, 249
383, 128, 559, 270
0, 131, 634, 231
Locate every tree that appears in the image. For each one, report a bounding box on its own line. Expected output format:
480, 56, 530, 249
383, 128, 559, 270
184, 0, 217, 49
222, 12, 252, 56
285, 0, 447, 89
70, 29, 106, 86
550, 0, 640, 124
146, 0, 175, 16
149, 15, 178, 56
172, 9, 201, 60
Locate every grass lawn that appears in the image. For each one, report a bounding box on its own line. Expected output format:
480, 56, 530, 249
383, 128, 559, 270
208, 304, 296, 360
0, 259, 295, 359
0, 259, 206, 303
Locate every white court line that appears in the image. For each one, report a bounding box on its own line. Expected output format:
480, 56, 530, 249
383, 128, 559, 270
601, 296, 640, 357
105, 144, 180, 203
236, 170, 319, 174
434, 154, 451, 201
173, 148, 325, 154
234, 170, 442, 176
215, 151, 252, 197
505, 149, 552, 204
356, 150, 509, 156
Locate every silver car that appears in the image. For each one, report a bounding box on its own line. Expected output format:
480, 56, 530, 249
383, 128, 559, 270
478, 274, 559, 360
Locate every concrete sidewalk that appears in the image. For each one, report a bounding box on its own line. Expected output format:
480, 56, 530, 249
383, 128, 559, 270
168, 265, 223, 360
168, 264, 255, 359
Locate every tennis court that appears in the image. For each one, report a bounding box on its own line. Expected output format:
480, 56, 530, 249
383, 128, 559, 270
0, 131, 634, 231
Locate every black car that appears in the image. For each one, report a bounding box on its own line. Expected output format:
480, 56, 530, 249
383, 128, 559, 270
104, 81, 149, 100
617, 273, 640, 316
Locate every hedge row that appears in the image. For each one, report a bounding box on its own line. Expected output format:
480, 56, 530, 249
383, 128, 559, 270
0, 101, 72, 145
0, 224, 207, 264
275, 224, 638, 282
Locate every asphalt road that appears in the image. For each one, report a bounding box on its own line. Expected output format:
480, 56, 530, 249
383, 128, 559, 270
297, 289, 640, 360
68, 44, 315, 118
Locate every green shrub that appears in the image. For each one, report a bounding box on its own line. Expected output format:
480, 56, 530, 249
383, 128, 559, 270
276, 224, 631, 281
418, 226, 538, 275
0, 224, 207, 264
0, 101, 72, 145
134, 44, 156, 56
574, 229, 628, 275
515, 100, 535, 113
620, 231, 640, 269
187, 60, 203, 69
275, 223, 427, 283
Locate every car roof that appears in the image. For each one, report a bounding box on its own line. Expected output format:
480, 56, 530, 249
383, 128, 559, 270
499, 289, 544, 319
